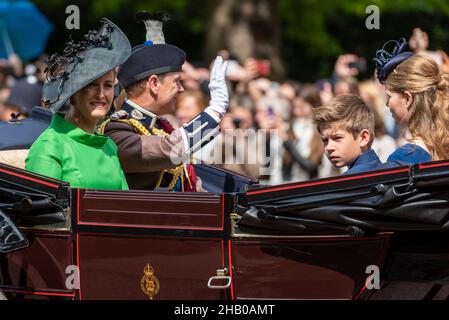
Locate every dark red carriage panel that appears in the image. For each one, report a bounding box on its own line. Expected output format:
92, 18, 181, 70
77, 190, 224, 230
77, 234, 226, 300
230, 235, 391, 300
0, 232, 74, 298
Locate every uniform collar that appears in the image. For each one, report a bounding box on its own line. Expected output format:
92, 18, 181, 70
122, 99, 158, 129
51, 114, 109, 147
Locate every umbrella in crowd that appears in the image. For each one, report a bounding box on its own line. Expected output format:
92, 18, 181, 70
0, 0, 53, 61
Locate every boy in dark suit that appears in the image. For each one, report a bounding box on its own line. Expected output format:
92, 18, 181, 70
313, 95, 382, 175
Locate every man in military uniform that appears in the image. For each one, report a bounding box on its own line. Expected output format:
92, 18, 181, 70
101, 13, 228, 191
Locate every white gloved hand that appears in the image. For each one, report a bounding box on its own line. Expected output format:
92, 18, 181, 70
206, 56, 229, 116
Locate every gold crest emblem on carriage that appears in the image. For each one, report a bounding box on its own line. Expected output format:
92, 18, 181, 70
140, 264, 160, 300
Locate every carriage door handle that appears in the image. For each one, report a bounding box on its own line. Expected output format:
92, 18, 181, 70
207, 268, 231, 289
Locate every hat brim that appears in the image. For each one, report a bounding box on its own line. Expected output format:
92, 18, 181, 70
118, 44, 186, 88
43, 19, 131, 113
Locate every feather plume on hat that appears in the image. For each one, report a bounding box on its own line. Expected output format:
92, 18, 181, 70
135, 11, 170, 45
118, 12, 186, 88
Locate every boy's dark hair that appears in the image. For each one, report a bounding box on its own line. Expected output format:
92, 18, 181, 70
313, 95, 375, 146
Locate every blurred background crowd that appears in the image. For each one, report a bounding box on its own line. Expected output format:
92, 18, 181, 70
2, 0, 449, 184
0, 53, 46, 122
177, 27, 449, 185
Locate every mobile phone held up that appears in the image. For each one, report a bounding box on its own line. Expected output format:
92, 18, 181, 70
348, 57, 367, 73
256, 59, 271, 77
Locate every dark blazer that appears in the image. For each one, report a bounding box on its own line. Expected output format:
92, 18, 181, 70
344, 149, 382, 175
386, 143, 431, 167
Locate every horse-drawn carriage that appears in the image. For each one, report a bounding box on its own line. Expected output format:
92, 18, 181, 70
1, 160, 449, 300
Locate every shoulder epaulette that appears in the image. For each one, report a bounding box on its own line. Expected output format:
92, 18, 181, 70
98, 110, 132, 134
110, 110, 130, 120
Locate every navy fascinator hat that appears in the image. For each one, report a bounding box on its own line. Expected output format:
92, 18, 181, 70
373, 38, 414, 83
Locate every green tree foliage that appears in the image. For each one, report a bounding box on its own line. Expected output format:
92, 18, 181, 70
278, 0, 449, 80
33, 0, 449, 81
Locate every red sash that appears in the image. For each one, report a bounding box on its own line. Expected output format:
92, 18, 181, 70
157, 118, 197, 192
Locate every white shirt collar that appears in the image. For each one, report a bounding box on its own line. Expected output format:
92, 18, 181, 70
125, 99, 158, 129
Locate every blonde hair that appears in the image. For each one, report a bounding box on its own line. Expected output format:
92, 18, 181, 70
359, 80, 387, 138
313, 95, 375, 146
176, 90, 208, 113
385, 54, 449, 160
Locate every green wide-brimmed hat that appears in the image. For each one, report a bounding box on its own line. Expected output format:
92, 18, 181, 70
42, 18, 131, 113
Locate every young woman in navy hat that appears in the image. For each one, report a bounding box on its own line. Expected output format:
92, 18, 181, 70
373, 38, 449, 165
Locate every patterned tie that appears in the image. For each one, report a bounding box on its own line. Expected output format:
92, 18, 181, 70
156, 118, 197, 192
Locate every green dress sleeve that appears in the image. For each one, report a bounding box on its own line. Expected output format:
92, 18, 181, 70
103, 138, 129, 191
120, 169, 129, 190
25, 132, 63, 181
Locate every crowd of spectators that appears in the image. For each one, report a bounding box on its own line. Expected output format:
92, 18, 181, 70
0, 53, 46, 122
1, 27, 448, 185
174, 28, 449, 184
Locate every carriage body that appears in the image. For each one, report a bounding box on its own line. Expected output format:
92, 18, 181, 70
1, 162, 448, 300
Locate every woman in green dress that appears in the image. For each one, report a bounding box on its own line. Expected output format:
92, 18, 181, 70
26, 19, 131, 190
